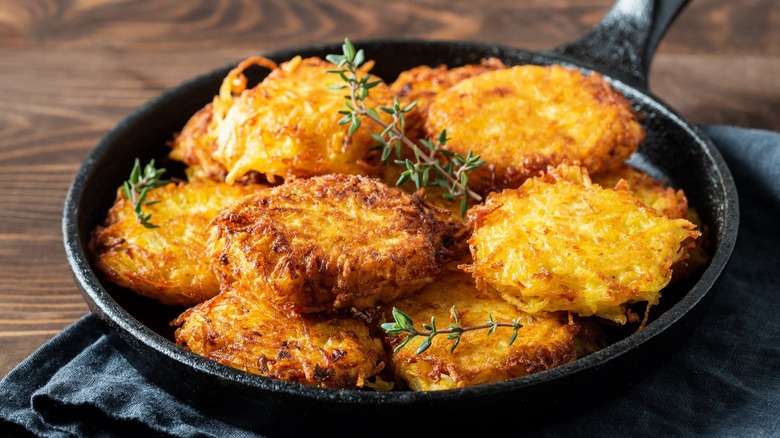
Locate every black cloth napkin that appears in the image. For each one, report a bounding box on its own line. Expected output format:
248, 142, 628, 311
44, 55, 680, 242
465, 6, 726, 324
2, 125, 779, 438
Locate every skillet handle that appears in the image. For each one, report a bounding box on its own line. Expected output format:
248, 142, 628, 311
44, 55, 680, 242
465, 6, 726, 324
550, 0, 689, 90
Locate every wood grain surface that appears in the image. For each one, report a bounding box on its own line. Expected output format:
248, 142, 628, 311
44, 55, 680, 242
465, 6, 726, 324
0, 0, 777, 379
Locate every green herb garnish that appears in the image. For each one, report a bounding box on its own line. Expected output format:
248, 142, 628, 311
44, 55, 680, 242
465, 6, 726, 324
326, 38, 485, 217
381, 306, 523, 355
122, 158, 168, 228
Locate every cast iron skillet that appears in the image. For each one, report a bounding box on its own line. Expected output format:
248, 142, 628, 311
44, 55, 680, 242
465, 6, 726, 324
63, 0, 738, 436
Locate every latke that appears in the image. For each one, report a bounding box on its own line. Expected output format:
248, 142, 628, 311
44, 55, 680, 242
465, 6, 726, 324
212, 56, 395, 184
207, 174, 454, 313
426, 65, 645, 195
89, 181, 262, 306
168, 57, 279, 183
385, 262, 604, 391
465, 164, 700, 324
173, 285, 387, 389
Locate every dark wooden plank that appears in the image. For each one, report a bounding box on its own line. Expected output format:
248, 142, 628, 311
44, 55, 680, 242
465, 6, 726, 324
0, 0, 777, 54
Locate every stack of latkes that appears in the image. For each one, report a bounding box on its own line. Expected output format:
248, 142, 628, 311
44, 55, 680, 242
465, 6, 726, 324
89, 53, 707, 391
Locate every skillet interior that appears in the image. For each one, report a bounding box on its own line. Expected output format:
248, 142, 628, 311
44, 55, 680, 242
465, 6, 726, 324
63, 40, 738, 436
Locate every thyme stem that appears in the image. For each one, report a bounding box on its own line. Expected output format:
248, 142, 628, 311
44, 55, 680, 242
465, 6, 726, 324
381, 306, 523, 355
121, 158, 168, 229
327, 38, 485, 216
350, 82, 483, 202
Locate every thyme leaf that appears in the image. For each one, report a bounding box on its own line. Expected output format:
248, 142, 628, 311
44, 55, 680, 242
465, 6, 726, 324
122, 158, 168, 228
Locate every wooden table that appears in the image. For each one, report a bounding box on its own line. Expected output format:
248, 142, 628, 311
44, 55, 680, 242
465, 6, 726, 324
0, 0, 777, 379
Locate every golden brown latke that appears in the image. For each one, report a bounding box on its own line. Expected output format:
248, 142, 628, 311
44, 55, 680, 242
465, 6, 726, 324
384, 262, 604, 391
168, 57, 279, 183
207, 173, 454, 313
173, 285, 387, 389
89, 181, 263, 306
465, 164, 700, 324
425, 65, 645, 195
211, 56, 395, 184
389, 58, 507, 141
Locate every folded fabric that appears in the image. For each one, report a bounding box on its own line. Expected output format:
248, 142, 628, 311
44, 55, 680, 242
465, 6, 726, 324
1, 125, 778, 438
0, 316, 250, 438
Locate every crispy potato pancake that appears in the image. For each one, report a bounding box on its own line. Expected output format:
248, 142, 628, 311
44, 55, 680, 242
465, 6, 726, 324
89, 181, 262, 306
168, 57, 280, 183
592, 164, 710, 280
465, 164, 700, 324
425, 65, 645, 195
390, 58, 507, 140
211, 56, 395, 184
208, 174, 453, 313
173, 286, 386, 389
385, 262, 604, 391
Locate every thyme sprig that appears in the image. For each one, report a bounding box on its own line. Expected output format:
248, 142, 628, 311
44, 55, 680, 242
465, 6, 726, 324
121, 158, 168, 228
382, 306, 523, 355
326, 38, 485, 217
